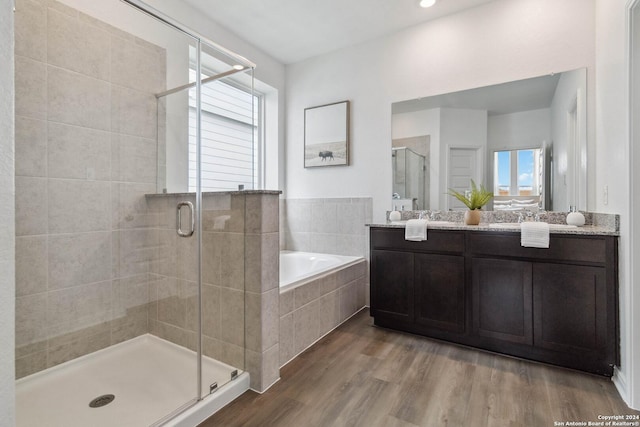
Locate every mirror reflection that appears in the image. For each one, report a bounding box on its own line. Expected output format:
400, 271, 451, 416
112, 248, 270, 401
391, 68, 587, 212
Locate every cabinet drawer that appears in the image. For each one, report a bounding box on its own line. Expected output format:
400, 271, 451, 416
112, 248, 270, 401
468, 233, 609, 264
370, 227, 464, 254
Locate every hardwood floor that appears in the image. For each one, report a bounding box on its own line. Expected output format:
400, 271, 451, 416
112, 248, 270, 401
200, 309, 639, 427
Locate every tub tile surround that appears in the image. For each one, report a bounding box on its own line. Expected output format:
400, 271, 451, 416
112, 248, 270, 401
279, 260, 367, 367
13, 0, 167, 378
282, 198, 373, 257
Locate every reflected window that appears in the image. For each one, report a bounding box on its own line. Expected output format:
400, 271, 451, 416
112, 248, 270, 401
493, 148, 541, 196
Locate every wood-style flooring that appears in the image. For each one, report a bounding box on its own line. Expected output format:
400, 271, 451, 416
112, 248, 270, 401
200, 309, 639, 427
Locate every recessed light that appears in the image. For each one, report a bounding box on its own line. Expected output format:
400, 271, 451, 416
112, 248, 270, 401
420, 0, 436, 8
233, 64, 245, 70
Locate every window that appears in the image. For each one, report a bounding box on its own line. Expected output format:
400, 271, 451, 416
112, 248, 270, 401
188, 69, 261, 192
494, 148, 542, 196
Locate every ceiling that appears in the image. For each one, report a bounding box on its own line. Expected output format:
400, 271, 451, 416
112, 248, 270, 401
180, 0, 498, 64
392, 73, 563, 116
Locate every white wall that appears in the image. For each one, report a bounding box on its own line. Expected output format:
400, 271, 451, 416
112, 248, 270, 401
285, 0, 596, 223
58, 0, 287, 192
0, 0, 15, 424
595, 0, 639, 410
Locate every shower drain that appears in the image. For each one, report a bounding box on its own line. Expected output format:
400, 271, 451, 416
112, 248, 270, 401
89, 394, 115, 408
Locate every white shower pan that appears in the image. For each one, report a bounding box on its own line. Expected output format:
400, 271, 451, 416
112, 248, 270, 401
16, 334, 249, 427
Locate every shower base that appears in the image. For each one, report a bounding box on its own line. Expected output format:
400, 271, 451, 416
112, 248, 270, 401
16, 334, 249, 427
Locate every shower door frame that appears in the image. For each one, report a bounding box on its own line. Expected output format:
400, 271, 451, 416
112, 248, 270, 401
121, 0, 256, 414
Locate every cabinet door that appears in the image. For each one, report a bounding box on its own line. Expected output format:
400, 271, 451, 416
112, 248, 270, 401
472, 258, 533, 345
533, 263, 607, 355
414, 254, 465, 333
370, 250, 414, 321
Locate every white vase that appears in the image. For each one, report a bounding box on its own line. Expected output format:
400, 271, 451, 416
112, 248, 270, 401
389, 210, 402, 221
566, 211, 585, 226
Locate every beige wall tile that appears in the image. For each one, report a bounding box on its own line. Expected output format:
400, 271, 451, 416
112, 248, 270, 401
336, 203, 366, 235
15, 0, 47, 61
47, 281, 112, 338
261, 344, 280, 391
339, 280, 359, 323
183, 280, 198, 332
219, 287, 245, 348
47, 325, 111, 367
15, 176, 47, 236
318, 290, 340, 337
111, 85, 157, 139
111, 35, 165, 94
148, 229, 177, 278
15, 293, 47, 349
15, 56, 46, 120
149, 320, 196, 352
202, 284, 221, 340
280, 289, 294, 317
48, 122, 111, 180
202, 232, 222, 286
15, 116, 47, 177
156, 276, 185, 329
112, 274, 149, 319
310, 201, 338, 234
111, 305, 148, 345
279, 313, 294, 367
15, 235, 47, 297
246, 194, 279, 233
261, 289, 279, 352
111, 133, 157, 183
293, 299, 320, 355
48, 232, 111, 289
245, 291, 261, 353
48, 66, 111, 130
15, 351, 47, 379
47, 8, 111, 81
111, 182, 156, 230
294, 281, 321, 309
220, 233, 245, 290
48, 179, 111, 233
111, 229, 155, 278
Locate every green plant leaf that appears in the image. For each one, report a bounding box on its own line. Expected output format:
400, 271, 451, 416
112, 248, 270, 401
447, 179, 494, 210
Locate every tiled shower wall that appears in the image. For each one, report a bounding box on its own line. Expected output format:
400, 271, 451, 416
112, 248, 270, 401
281, 197, 372, 257
145, 192, 281, 392
14, 0, 165, 378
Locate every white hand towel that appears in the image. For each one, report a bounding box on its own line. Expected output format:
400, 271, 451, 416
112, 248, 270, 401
405, 219, 428, 241
520, 222, 550, 248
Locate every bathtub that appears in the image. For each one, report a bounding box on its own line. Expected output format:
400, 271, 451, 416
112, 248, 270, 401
280, 251, 363, 291
279, 251, 367, 367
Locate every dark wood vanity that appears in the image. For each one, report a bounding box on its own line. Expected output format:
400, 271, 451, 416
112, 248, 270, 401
369, 226, 619, 376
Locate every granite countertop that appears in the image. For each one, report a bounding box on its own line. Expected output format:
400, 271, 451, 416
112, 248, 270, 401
367, 221, 619, 236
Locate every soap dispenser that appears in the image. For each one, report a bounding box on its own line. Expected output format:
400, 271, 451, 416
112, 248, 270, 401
389, 205, 402, 222
566, 206, 585, 226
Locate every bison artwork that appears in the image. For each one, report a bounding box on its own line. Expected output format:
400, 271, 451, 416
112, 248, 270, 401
318, 150, 334, 161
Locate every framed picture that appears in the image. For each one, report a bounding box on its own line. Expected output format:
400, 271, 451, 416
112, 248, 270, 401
304, 100, 350, 167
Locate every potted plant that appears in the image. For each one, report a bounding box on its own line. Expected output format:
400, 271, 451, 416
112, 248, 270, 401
447, 179, 493, 225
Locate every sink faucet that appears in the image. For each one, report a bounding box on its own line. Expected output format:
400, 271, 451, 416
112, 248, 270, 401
518, 210, 540, 223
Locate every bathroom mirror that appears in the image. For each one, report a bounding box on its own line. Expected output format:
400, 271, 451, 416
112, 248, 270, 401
391, 68, 587, 212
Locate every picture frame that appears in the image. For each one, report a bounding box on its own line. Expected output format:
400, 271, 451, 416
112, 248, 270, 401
304, 100, 350, 167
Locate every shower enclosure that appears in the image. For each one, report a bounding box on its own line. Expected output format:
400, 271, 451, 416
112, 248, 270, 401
392, 147, 427, 210
14, 0, 256, 425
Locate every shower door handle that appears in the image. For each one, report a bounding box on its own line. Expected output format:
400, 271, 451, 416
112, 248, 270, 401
176, 201, 195, 237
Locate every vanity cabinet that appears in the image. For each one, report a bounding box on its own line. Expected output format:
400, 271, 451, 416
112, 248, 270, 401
370, 226, 619, 376
370, 229, 466, 341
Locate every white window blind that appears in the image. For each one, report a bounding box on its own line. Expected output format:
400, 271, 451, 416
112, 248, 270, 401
188, 69, 259, 192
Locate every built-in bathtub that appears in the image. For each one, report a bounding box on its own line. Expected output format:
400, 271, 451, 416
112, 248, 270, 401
278, 251, 367, 367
